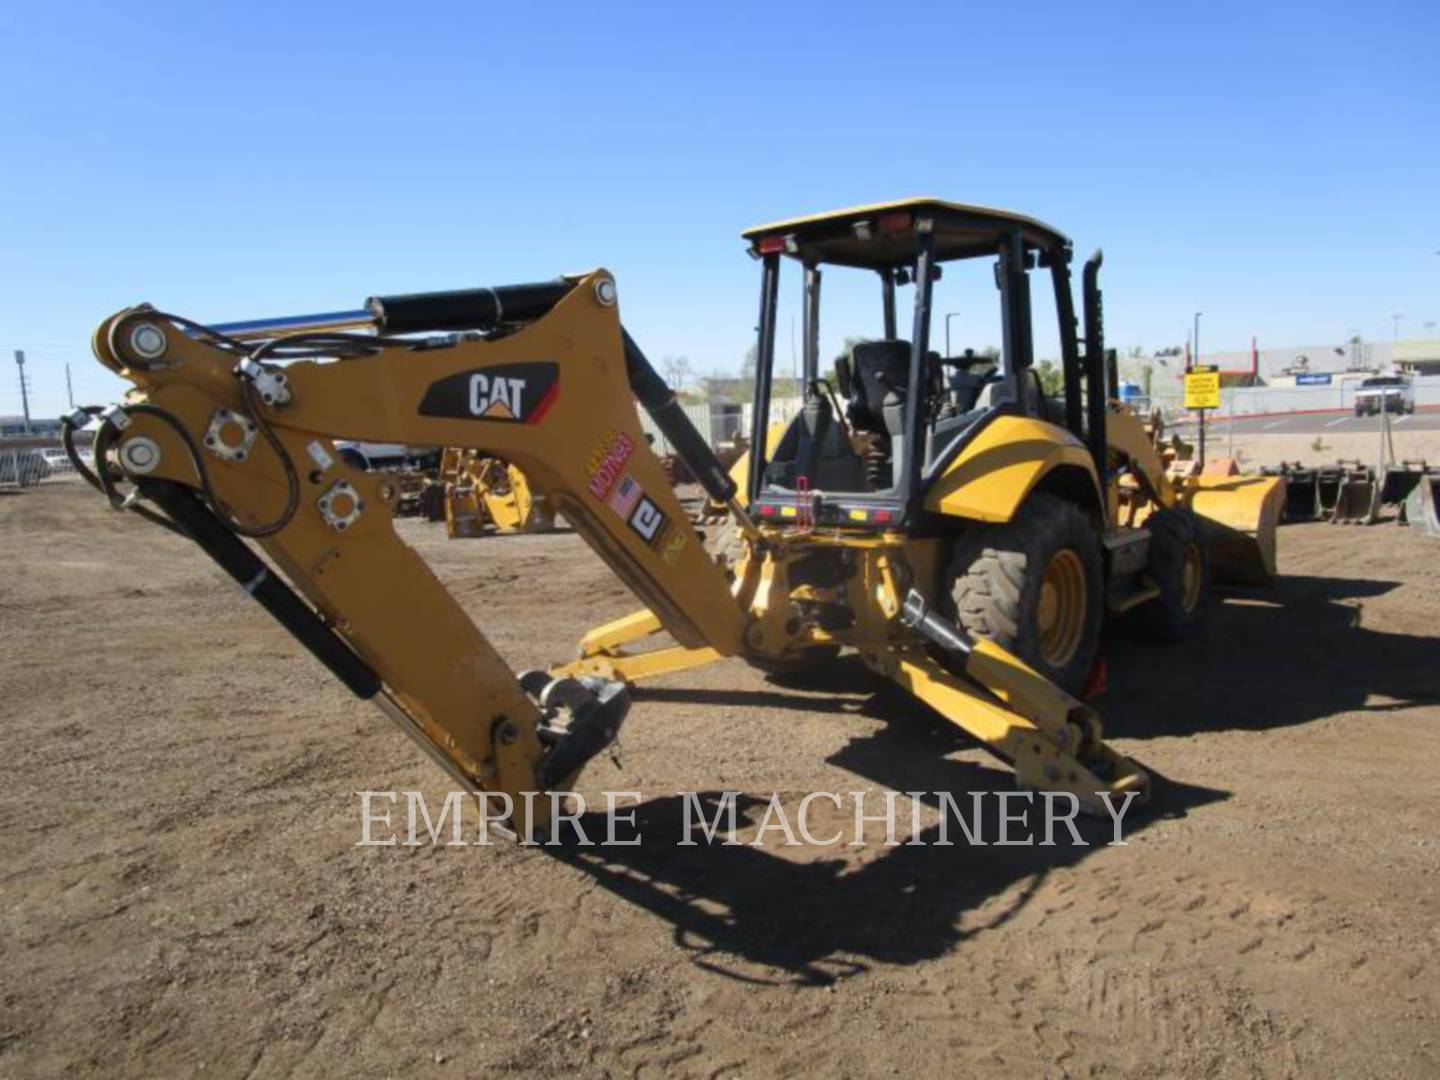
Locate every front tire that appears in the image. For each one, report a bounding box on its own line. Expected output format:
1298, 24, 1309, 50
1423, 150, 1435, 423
947, 493, 1104, 694
1140, 507, 1208, 639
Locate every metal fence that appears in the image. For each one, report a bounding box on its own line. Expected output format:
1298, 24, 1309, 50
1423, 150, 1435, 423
742, 396, 805, 436
1152, 374, 1440, 420
637, 402, 747, 456
0, 447, 90, 490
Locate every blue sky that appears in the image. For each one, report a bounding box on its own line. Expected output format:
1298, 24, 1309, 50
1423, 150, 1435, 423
1, 0, 1435, 417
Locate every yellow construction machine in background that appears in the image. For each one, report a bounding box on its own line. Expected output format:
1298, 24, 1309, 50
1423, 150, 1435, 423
76, 197, 1281, 834
437, 448, 556, 537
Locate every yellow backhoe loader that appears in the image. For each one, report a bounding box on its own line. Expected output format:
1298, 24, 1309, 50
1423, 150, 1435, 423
73, 198, 1280, 835
437, 447, 555, 537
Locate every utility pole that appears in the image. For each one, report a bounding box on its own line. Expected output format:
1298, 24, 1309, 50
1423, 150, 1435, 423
65, 363, 75, 409
1391, 313, 1403, 341
14, 350, 32, 434
944, 312, 961, 356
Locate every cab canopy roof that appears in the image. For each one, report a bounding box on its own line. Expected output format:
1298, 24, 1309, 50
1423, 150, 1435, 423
741, 197, 1069, 269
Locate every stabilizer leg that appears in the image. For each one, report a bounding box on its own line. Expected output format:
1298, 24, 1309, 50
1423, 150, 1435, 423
897, 591, 1149, 814
576, 608, 664, 656
561, 606, 727, 684
555, 644, 724, 684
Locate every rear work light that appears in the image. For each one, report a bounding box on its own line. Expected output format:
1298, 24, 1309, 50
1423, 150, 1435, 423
754, 234, 798, 255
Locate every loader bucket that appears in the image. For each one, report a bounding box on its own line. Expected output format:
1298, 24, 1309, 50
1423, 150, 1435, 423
1187, 473, 1284, 585
1280, 466, 1319, 521
1404, 474, 1440, 539
1330, 465, 1379, 525
1316, 464, 1343, 516
1380, 461, 1429, 506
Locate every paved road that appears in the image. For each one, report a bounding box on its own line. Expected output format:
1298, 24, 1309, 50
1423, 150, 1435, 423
1170, 406, 1440, 437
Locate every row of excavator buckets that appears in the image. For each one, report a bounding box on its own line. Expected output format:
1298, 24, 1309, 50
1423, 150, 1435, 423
1263, 459, 1440, 534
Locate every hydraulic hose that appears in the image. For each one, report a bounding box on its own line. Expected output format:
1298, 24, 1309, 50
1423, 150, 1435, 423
139, 479, 381, 699
621, 329, 738, 505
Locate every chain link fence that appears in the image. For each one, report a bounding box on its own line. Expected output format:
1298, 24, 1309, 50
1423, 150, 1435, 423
0, 446, 91, 490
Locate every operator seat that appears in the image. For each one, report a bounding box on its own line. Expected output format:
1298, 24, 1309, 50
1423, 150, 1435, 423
761, 392, 868, 492
847, 340, 910, 437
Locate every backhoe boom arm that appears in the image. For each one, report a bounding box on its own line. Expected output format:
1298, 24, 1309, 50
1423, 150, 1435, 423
87, 271, 745, 833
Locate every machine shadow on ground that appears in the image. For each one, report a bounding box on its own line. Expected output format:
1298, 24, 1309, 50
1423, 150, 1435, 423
1103, 572, 1439, 739
643, 569, 1438, 742
549, 766, 1221, 986
547, 566, 1431, 984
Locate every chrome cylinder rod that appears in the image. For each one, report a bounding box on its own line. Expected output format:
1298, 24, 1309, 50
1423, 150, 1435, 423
207, 308, 378, 342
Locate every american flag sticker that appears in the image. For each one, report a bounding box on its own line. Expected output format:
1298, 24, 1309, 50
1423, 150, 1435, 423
606, 474, 643, 519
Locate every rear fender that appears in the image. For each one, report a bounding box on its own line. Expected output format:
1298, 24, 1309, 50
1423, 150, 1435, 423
924, 415, 1102, 524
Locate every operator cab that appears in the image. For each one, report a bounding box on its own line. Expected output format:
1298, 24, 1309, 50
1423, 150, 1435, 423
741, 198, 1105, 529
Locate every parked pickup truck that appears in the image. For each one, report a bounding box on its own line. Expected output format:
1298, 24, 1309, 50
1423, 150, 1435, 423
1354, 375, 1414, 416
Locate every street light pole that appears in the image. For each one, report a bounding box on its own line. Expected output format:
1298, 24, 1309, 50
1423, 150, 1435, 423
1391, 313, 1403, 342
944, 312, 961, 357
14, 350, 32, 435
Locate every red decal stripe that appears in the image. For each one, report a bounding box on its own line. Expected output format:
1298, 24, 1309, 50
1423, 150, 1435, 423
527, 379, 560, 424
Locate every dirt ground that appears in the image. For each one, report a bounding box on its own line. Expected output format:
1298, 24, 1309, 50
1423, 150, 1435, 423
3, 480, 1438, 1079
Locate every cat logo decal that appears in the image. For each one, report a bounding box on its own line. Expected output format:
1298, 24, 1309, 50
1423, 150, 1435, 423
418, 362, 559, 424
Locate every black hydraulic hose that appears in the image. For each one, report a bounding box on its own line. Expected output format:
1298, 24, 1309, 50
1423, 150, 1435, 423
229, 329, 436, 537
230, 377, 300, 537
86, 411, 191, 538
61, 407, 104, 491
89, 399, 290, 540
92, 419, 126, 508
622, 328, 738, 504
139, 479, 381, 699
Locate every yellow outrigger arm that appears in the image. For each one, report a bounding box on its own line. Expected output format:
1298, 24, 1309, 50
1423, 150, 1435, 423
893, 591, 1147, 814
558, 549, 1149, 814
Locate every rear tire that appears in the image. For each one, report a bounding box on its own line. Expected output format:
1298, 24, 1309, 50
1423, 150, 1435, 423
947, 493, 1104, 694
1140, 507, 1208, 639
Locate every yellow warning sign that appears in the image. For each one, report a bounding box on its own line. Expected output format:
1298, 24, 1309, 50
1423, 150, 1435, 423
1184, 370, 1221, 410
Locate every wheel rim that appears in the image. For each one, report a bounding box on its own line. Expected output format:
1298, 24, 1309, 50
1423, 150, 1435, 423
1037, 549, 1086, 667
1179, 542, 1204, 612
